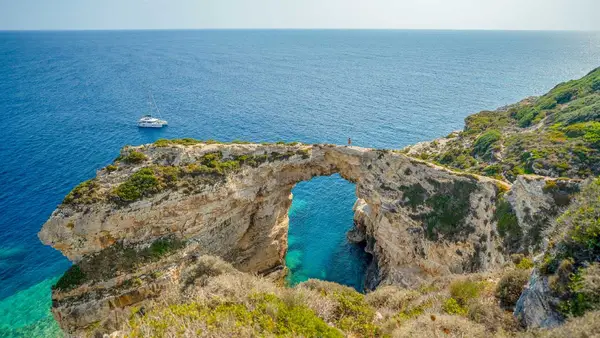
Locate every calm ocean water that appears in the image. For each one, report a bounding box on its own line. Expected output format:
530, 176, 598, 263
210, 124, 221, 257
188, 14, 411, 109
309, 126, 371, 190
1, 30, 599, 336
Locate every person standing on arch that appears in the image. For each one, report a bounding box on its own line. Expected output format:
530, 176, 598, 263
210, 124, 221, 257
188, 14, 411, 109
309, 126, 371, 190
348, 137, 352, 146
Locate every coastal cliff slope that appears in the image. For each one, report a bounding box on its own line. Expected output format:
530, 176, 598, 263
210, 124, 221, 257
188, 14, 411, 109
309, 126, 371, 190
404, 67, 600, 181
38, 67, 600, 337
40, 141, 519, 334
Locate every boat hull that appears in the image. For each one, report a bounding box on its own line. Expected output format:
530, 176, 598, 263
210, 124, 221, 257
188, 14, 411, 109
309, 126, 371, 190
138, 122, 166, 128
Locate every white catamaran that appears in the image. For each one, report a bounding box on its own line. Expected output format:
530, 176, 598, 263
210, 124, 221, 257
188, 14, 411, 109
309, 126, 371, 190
138, 94, 168, 128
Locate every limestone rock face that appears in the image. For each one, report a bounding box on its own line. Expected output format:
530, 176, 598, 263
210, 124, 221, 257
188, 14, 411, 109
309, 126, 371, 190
506, 176, 581, 254
40, 142, 512, 335
514, 269, 564, 328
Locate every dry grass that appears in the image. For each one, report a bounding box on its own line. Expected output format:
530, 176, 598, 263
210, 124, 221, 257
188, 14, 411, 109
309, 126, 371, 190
108, 256, 598, 338
517, 311, 600, 338
392, 314, 487, 337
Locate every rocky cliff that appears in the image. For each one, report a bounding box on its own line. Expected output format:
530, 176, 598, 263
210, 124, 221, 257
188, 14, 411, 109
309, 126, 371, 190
40, 140, 519, 335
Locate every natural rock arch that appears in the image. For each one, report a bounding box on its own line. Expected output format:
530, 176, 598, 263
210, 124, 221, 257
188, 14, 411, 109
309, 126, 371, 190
40, 143, 506, 283
39, 141, 514, 333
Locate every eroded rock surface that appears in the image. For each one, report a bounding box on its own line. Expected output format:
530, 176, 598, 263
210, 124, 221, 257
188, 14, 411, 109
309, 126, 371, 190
40, 141, 519, 334
504, 175, 582, 254
514, 269, 564, 328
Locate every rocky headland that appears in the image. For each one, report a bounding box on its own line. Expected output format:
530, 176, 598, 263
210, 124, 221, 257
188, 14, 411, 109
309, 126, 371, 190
39, 67, 600, 337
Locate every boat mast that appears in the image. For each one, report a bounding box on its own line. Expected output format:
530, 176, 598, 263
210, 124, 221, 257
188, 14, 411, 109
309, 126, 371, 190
150, 93, 163, 119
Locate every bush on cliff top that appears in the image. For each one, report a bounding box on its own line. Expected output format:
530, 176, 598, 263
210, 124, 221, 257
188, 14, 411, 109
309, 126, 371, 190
120, 150, 147, 164
112, 167, 160, 202
154, 138, 204, 147
62, 179, 101, 205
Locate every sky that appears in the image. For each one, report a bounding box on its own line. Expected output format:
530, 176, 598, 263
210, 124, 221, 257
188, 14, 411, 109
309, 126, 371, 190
0, 0, 598, 31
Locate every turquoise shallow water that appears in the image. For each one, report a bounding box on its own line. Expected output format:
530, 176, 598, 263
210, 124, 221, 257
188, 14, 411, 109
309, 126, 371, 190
286, 175, 370, 291
1, 30, 600, 336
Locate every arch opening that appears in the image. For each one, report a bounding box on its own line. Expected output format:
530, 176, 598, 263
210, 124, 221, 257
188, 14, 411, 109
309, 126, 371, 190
284, 174, 372, 292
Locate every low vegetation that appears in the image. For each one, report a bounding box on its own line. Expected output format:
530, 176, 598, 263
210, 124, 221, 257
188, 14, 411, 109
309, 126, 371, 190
120, 151, 148, 164
405, 67, 600, 181
495, 269, 530, 308
63, 145, 312, 206
111, 167, 160, 203
154, 138, 204, 147
62, 179, 102, 205
52, 237, 185, 291
419, 179, 478, 241
52, 265, 86, 291
494, 195, 522, 253
153, 138, 304, 147
89, 255, 600, 338
538, 178, 600, 317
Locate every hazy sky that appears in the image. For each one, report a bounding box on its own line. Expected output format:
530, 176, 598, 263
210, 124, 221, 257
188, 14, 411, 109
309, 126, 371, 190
0, 0, 598, 31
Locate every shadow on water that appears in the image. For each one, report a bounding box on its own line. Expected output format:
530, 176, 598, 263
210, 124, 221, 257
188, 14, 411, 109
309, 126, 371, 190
285, 174, 372, 292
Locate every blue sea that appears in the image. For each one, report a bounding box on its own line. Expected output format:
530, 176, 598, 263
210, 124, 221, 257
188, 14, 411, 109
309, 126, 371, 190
1, 30, 599, 336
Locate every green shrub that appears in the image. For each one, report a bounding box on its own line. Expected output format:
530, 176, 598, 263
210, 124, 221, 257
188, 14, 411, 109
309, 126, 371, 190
171, 138, 202, 146
148, 238, 186, 258
557, 267, 597, 317
121, 151, 147, 164
449, 280, 483, 306
436, 145, 477, 170
157, 166, 180, 185
516, 257, 534, 270
112, 167, 159, 203
153, 139, 172, 147
494, 197, 521, 252
128, 293, 343, 338
296, 149, 311, 159
154, 138, 204, 147
512, 106, 541, 127
483, 164, 501, 177
463, 110, 512, 136
422, 180, 477, 241
399, 183, 427, 209
63, 179, 100, 205
442, 298, 468, 316
106, 164, 118, 172
53, 265, 86, 291
562, 179, 600, 257
231, 139, 251, 144
333, 291, 379, 336
559, 263, 600, 316
495, 269, 530, 308
472, 130, 501, 159
557, 97, 600, 124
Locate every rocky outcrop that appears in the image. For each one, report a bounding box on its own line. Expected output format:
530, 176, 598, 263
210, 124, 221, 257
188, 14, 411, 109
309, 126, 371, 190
40, 141, 515, 335
504, 175, 582, 254
514, 178, 598, 329
514, 269, 564, 328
